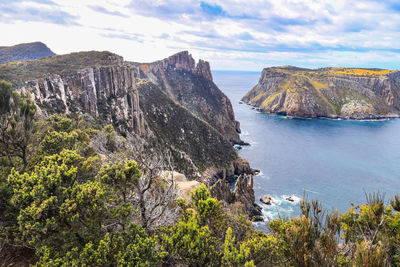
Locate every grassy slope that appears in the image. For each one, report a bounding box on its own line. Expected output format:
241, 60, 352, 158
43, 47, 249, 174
0, 51, 121, 86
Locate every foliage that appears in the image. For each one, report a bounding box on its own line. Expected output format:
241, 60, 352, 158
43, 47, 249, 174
163, 213, 218, 266
340, 193, 400, 266
1, 107, 400, 266
37, 224, 163, 267
8, 150, 108, 256
40, 130, 79, 155
191, 184, 222, 225
0, 80, 36, 172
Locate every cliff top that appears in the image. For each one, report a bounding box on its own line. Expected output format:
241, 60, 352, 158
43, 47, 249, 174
136, 51, 213, 81
0, 42, 56, 64
0, 50, 123, 85
265, 66, 398, 78
1, 47, 214, 86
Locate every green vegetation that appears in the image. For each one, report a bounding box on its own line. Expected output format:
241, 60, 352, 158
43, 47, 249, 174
267, 66, 397, 78
0, 51, 120, 86
138, 81, 236, 177
0, 88, 399, 266
0, 42, 55, 65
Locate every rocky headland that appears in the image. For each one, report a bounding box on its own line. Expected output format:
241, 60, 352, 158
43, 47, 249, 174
242, 66, 400, 120
0, 48, 261, 219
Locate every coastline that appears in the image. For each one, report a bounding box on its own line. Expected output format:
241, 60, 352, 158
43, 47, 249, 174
241, 101, 399, 122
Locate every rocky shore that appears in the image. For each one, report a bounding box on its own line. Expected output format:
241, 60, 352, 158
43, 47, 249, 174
242, 66, 400, 120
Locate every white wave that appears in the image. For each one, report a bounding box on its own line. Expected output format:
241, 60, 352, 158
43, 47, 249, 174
258, 193, 302, 221
240, 129, 250, 136
281, 194, 301, 204
249, 140, 258, 146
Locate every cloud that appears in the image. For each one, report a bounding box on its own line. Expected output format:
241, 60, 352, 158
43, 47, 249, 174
126, 0, 198, 20
100, 33, 143, 42
0, 1, 78, 25
88, 5, 129, 18
2, 0, 400, 70
10, 0, 58, 5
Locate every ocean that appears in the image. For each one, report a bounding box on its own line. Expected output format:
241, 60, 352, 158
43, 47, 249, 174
213, 70, 400, 226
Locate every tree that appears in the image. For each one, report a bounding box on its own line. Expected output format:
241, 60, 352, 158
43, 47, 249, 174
269, 196, 341, 266
340, 193, 400, 266
222, 227, 244, 266
37, 224, 163, 267
162, 209, 218, 266
130, 151, 177, 230
0, 80, 36, 173
99, 153, 177, 231
8, 150, 108, 257
98, 160, 141, 230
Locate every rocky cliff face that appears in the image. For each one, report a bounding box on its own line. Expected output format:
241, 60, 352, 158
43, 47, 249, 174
211, 174, 263, 221
8, 49, 259, 217
19, 64, 151, 136
134, 51, 242, 144
242, 67, 400, 119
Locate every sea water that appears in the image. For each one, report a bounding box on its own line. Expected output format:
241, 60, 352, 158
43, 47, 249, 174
213, 70, 400, 227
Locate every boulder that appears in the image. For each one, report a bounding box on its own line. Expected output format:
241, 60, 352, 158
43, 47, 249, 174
260, 195, 272, 205
286, 196, 294, 202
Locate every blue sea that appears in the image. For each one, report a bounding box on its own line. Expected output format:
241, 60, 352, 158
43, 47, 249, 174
213, 70, 400, 225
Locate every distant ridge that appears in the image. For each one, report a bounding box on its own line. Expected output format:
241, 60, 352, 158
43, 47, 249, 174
0, 42, 55, 64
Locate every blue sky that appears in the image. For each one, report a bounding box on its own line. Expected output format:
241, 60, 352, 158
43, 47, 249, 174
1, 0, 400, 70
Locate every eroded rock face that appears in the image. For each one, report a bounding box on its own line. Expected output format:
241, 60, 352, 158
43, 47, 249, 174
20, 64, 151, 136
242, 67, 400, 119
211, 174, 263, 221
135, 51, 242, 144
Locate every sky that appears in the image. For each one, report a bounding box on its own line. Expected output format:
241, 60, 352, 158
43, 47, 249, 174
1, 0, 400, 71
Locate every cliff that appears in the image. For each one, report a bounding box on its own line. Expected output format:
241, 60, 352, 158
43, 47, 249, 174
9, 50, 246, 178
242, 66, 400, 119
134, 51, 242, 144
0, 49, 261, 217
0, 42, 55, 64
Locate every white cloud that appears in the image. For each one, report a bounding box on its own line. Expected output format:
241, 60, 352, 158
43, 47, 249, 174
1, 0, 400, 70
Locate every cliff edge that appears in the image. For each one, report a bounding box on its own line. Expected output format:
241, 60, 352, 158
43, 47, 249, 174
242, 66, 400, 120
134, 51, 242, 144
0, 47, 260, 219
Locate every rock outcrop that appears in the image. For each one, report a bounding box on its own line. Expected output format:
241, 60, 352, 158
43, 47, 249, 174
211, 174, 263, 221
260, 195, 272, 205
135, 51, 242, 144
242, 66, 400, 119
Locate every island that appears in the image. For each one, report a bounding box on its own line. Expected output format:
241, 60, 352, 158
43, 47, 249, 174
242, 66, 400, 120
